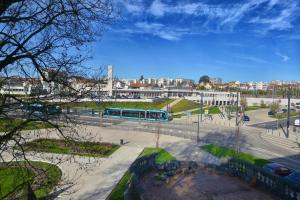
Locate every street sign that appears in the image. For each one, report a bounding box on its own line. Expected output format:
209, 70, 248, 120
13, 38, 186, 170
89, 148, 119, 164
205, 109, 209, 115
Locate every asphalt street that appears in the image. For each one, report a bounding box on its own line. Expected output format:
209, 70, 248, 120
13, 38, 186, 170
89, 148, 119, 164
72, 114, 300, 170
249, 116, 300, 129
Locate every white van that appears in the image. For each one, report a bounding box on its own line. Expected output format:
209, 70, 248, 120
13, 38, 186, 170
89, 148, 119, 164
295, 119, 300, 127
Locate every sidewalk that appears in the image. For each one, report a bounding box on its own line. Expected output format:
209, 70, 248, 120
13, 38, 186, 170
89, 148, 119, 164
162, 98, 183, 111
67, 146, 143, 200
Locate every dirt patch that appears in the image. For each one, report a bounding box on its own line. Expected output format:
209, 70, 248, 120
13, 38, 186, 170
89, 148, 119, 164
141, 168, 275, 200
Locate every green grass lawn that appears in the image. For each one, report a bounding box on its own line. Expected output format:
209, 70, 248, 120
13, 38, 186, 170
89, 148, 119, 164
107, 148, 174, 200
0, 161, 61, 199
171, 99, 199, 113
172, 113, 186, 118
191, 106, 221, 115
201, 144, 269, 167
21, 139, 120, 157
245, 106, 265, 111
0, 118, 53, 132
172, 106, 221, 118
271, 111, 300, 119
139, 148, 175, 164
225, 106, 267, 112
62, 99, 174, 111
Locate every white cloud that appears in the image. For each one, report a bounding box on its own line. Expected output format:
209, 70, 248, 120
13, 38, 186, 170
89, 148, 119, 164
149, 0, 166, 17
116, 0, 145, 14
276, 51, 289, 62
147, 0, 299, 31
135, 22, 186, 40
249, 1, 299, 31
115, 0, 300, 39
232, 54, 268, 63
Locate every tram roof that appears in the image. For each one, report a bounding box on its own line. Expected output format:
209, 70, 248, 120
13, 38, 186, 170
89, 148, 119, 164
105, 107, 166, 112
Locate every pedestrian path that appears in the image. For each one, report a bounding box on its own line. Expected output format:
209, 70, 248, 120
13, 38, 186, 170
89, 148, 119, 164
162, 98, 183, 111
65, 146, 143, 200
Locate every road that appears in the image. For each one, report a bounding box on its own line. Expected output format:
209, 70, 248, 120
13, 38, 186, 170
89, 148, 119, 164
249, 116, 300, 129
4, 110, 300, 170
72, 114, 300, 170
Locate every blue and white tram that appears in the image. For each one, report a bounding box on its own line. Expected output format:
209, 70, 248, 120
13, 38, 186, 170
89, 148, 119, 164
103, 108, 172, 121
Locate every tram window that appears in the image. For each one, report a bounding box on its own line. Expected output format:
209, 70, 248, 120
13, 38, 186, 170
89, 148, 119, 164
161, 113, 166, 119
149, 112, 161, 119
139, 111, 145, 118
122, 110, 139, 118
146, 112, 150, 118
109, 110, 120, 116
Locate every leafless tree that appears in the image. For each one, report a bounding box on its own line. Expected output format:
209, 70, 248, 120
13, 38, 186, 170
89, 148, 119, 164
0, 0, 116, 198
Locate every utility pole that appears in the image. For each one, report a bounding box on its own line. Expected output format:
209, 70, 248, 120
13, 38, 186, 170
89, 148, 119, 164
235, 91, 240, 154
272, 85, 275, 104
200, 92, 204, 122
236, 91, 239, 126
287, 87, 291, 138
197, 113, 200, 143
156, 121, 160, 148
197, 92, 204, 143
98, 86, 103, 126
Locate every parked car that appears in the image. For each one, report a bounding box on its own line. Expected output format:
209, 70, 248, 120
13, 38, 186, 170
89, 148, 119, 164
286, 171, 300, 185
282, 108, 288, 113
242, 115, 250, 121
268, 111, 276, 115
263, 163, 292, 177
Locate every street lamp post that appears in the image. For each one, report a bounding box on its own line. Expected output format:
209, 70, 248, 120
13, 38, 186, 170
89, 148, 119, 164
98, 91, 102, 126
236, 91, 239, 126
235, 91, 240, 154
197, 92, 204, 143
197, 112, 200, 143
200, 92, 204, 122
287, 87, 291, 138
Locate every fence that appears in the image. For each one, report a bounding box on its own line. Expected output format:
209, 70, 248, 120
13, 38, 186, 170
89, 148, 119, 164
124, 153, 158, 200
227, 159, 300, 200
125, 155, 300, 200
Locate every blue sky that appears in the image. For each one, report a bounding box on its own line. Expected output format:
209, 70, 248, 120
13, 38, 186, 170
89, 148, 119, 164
87, 0, 300, 82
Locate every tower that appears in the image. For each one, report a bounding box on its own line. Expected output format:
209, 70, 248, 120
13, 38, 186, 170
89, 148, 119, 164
107, 65, 113, 96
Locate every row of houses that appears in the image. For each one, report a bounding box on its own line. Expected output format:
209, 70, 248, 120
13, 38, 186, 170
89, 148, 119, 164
0, 69, 107, 96
205, 81, 300, 91
119, 78, 194, 89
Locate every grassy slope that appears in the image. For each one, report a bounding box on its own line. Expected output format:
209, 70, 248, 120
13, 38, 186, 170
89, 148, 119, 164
0, 161, 61, 199
271, 111, 300, 119
201, 144, 269, 167
171, 99, 199, 113
245, 106, 264, 111
107, 148, 174, 200
63, 99, 174, 111
22, 139, 120, 157
0, 118, 52, 132
191, 106, 221, 115
172, 106, 221, 118
139, 148, 175, 164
